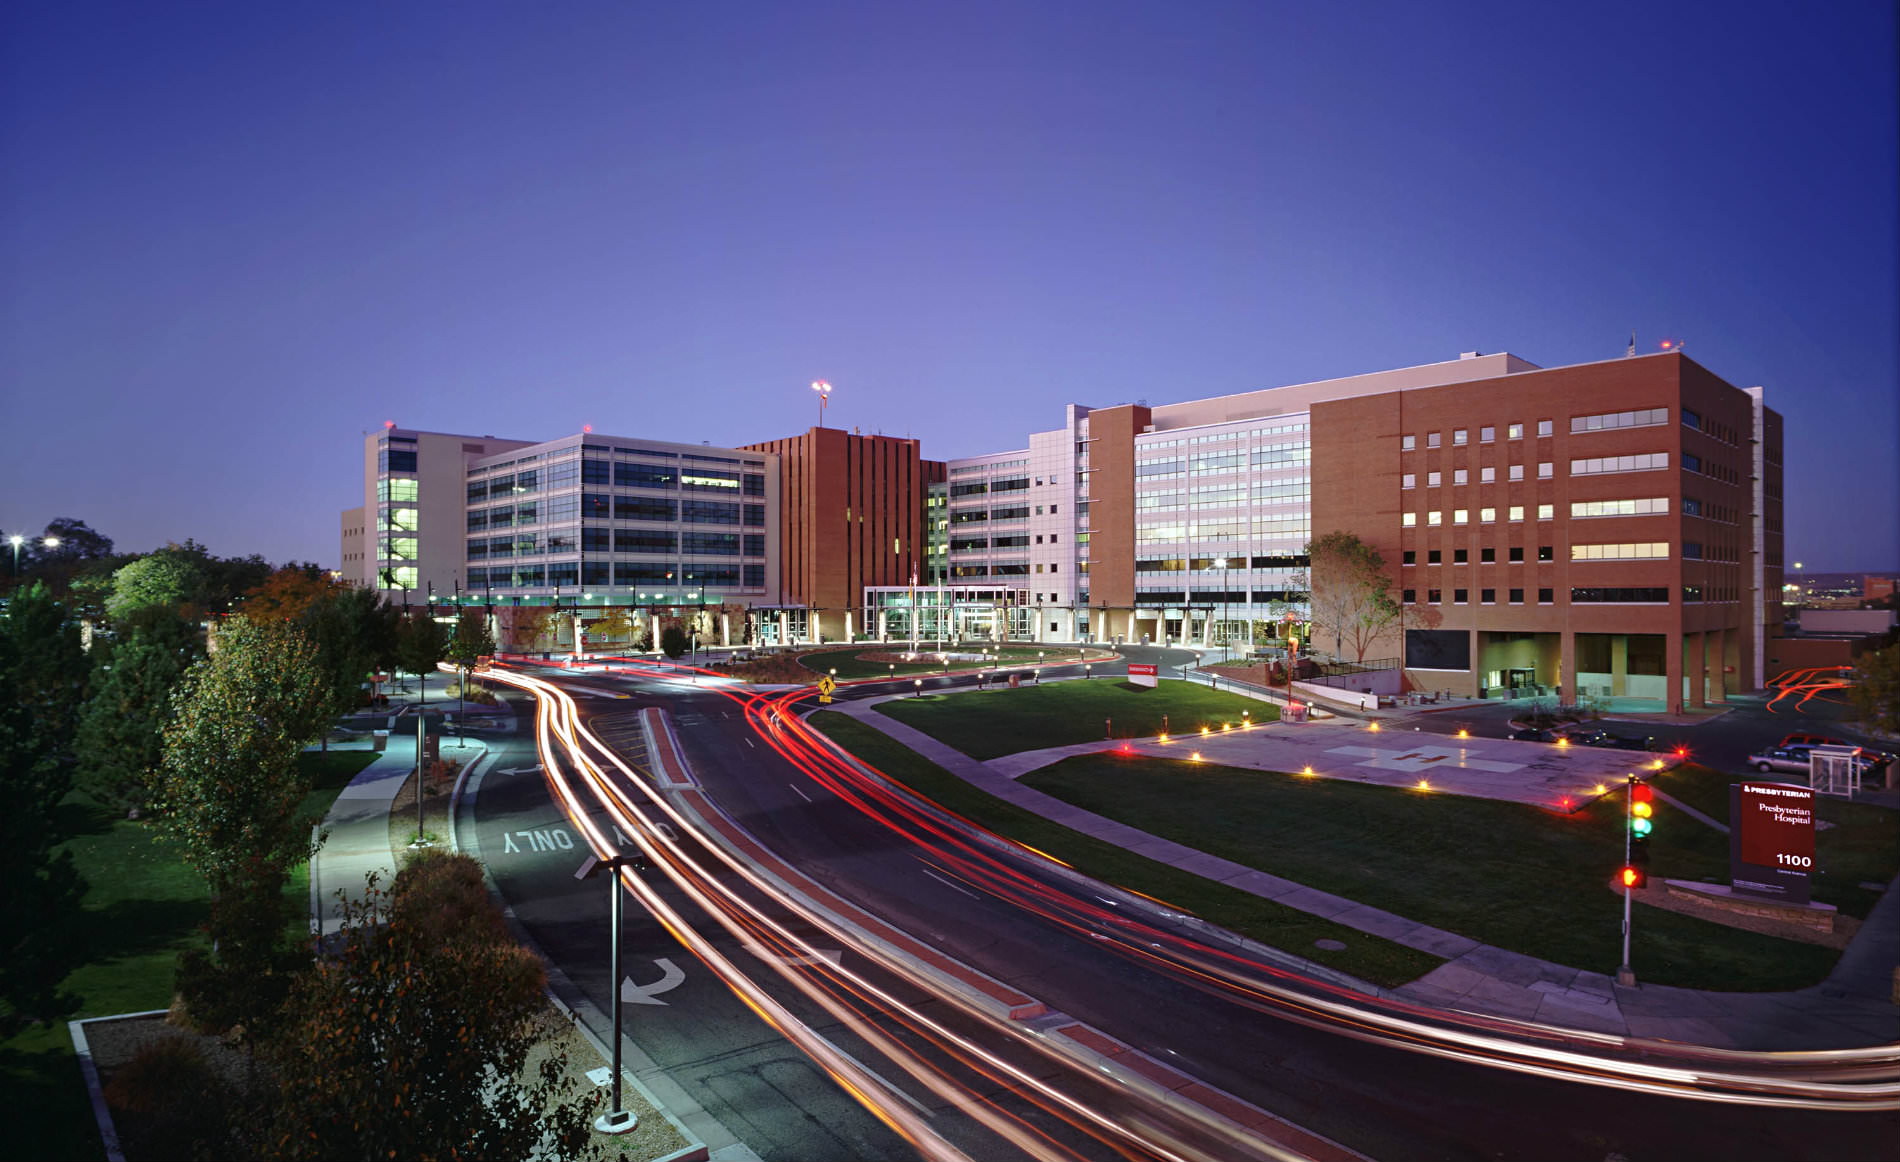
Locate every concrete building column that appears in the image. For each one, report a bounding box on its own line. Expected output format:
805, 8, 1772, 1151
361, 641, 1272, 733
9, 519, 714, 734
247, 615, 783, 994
1125, 610, 1136, 643
1559, 628, 1577, 705
778, 610, 789, 646
1666, 632, 1684, 714
845, 611, 854, 641
720, 613, 731, 648
1688, 631, 1707, 708
1610, 635, 1629, 697
650, 613, 662, 651
1705, 629, 1726, 703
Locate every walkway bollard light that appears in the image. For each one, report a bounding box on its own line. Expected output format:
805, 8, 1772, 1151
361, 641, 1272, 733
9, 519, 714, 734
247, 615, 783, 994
914, 678, 923, 698
576, 851, 650, 1135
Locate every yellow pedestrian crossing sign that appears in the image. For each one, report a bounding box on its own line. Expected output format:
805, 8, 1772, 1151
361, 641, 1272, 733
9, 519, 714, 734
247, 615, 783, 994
817, 675, 836, 704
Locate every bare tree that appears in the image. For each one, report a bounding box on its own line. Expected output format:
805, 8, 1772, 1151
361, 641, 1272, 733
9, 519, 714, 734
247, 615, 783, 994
1306, 531, 1400, 663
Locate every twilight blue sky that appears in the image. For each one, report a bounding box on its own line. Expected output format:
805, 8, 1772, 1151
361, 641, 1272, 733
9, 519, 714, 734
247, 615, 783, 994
3, 1, 1895, 571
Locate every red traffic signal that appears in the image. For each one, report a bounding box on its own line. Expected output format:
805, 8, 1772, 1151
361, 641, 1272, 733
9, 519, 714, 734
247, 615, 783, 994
1620, 864, 1648, 890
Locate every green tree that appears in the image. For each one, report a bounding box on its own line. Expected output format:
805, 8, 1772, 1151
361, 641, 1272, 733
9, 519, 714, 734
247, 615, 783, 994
0, 583, 90, 1034
107, 548, 207, 620
660, 622, 689, 659
395, 613, 450, 692
1305, 531, 1401, 663
1850, 645, 1899, 734
300, 586, 399, 721
446, 610, 497, 665
259, 853, 600, 1161
154, 617, 332, 1029
75, 605, 204, 815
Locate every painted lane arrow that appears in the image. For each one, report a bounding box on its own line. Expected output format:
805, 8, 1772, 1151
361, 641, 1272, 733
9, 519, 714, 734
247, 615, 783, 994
496, 765, 543, 777
621, 958, 687, 1006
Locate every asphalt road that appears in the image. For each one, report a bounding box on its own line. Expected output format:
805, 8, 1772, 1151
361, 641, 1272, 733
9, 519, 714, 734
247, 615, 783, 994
479, 660, 1898, 1161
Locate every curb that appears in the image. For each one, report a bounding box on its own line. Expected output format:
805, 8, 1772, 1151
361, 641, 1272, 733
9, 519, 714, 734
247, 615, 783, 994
67, 1009, 169, 1162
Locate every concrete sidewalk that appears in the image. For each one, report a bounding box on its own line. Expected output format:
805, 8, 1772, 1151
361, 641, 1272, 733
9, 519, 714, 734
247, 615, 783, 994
310, 671, 496, 936
825, 695, 1900, 1050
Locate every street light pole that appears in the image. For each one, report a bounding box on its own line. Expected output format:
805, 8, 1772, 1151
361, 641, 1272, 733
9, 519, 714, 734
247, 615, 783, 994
575, 852, 648, 1135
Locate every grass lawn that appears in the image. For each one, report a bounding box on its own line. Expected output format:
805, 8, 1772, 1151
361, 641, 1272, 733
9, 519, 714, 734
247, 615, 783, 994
876, 679, 1279, 759
810, 712, 1443, 989
1658, 763, 1899, 919
5, 748, 376, 1161
1021, 754, 1865, 991
802, 645, 1089, 681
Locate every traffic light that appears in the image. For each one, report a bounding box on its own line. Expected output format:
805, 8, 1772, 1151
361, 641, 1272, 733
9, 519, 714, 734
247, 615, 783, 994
1628, 778, 1654, 884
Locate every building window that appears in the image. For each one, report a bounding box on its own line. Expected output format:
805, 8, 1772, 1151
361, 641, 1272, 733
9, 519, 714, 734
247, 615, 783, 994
1403, 589, 1417, 604
1537, 503, 1554, 520
1537, 419, 1553, 437
1572, 497, 1670, 518
1572, 542, 1672, 561
1480, 467, 1495, 483
1402, 473, 1416, 489
1429, 588, 1442, 603
1427, 432, 1442, 449
1508, 505, 1524, 521
1508, 422, 1523, 440
1453, 469, 1468, 485
1453, 509, 1469, 524
1510, 547, 1525, 563
1509, 588, 1524, 604
1402, 512, 1417, 527
1428, 550, 1442, 565
1538, 461, 1553, 479
1454, 589, 1468, 604
1453, 549, 1468, 564
1538, 545, 1554, 561
1480, 547, 1495, 563
1510, 464, 1525, 481
1427, 511, 1442, 526
1480, 507, 1497, 523
1402, 551, 1416, 565
1402, 435, 1416, 451
1481, 588, 1495, 604
1571, 408, 1668, 434
1538, 587, 1554, 604
1481, 426, 1496, 443
1428, 471, 1442, 488
1454, 429, 1468, 446
1682, 408, 1702, 431
1571, 452, 1672, 476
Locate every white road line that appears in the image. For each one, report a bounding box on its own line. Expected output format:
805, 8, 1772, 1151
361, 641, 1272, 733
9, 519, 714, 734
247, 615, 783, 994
918, 865, 981, 900
789, 783, 814, 803
744, 737, 755, 748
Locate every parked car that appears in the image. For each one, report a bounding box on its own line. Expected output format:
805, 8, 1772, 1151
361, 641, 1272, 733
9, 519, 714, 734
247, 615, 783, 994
1780, 732, 1850, 749
1559, 727, 1654, 751
1749, 744, 1889, 776
1509, 726, 1557, 743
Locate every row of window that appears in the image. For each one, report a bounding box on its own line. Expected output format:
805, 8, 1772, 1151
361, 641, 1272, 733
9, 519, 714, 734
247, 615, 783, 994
1127, 589, 1307, 605
1406, 547, 1552, 564
1401, 586, 1674, 605
467, 563, 766, 589
468, 531, 767, 558
1136, 555, 1311, 572
1403, 421, 1547, 451
1404, 505, 1554, 526
947, 504, 1048, 524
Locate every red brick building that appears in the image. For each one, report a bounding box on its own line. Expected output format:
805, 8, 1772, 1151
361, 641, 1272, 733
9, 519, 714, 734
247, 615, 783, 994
743, 427, 944, 642
1311, 352, 1781, 710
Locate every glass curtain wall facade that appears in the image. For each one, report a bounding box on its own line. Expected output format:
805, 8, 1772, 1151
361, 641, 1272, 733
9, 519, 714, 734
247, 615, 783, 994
1130, 416, 1312, 648
464, 434, 779, 608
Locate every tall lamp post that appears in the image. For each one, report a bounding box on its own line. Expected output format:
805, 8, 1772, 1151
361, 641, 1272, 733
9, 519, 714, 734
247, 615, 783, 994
812, 379, 832, 428
575, 851, 649, 1135
1215, 557, 1229, 661
7, 535, 22, 577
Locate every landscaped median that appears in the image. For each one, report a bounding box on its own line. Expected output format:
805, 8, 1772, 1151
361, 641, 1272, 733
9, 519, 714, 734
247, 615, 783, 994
876, 678, 1279, 759
809, 711, 1444, 989
708, 642, 1102, 684
818, 678, 1899, 993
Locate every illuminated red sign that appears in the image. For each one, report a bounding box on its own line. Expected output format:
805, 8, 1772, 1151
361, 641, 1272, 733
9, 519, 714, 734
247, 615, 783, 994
1730, 782, 1815, 904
